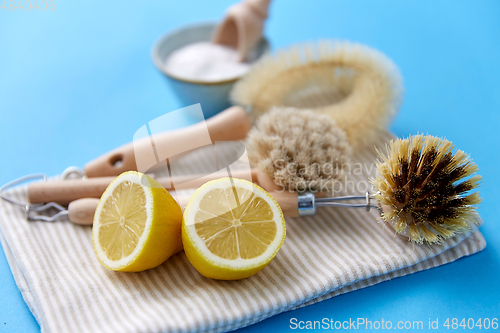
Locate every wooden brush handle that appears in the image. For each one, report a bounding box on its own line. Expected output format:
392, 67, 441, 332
268, 191, 299, 217
29, 169, 257, 205
67, 190, 299, 225
83, 106, 252, 178
68, 195, 190, 225
68, 198, 100, 225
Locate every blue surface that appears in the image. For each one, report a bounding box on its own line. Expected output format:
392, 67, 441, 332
1, 1, 499, 332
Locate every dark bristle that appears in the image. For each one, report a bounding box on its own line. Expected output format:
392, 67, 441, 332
394, 160, 405, 189
453, 180, 474, 195
415, 147, 437, 188
394, 188, 406, 203
405, 150, 420, 195
408, 148, 420, 175
448, 165, 466, 182
426, 152, 453, 183
399, 157, 409, 185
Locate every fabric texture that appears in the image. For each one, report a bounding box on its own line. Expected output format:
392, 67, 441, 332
0, 131, 486, 333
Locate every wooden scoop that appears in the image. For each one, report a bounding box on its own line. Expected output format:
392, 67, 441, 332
213, 0, 271, 61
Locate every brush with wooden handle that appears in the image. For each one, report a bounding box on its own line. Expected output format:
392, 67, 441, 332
67, 134, 483, 245
32, 107, 348, 222
24, 107, 342, 218
68, 107, 350, 224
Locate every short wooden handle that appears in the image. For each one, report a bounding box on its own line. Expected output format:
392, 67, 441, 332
83, 106, 251, 178
29, 177, 115, 205
67, 190, 297, 225
67, 195, 191, 225
68, 198, 100, 225
254, 170, 299, 216
28, 169, 257, 205
269, 191, 299, 217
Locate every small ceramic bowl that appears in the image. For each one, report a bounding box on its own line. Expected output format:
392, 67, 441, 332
152, 22, 269, 119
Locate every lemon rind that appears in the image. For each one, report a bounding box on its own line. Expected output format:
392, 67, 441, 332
92, 172, 154, 270
183, 178, 286, 271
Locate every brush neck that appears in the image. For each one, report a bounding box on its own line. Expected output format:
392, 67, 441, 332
313, 192, 380, 214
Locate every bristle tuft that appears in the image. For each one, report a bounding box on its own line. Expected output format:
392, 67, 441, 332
245, 107, 352, 192
372, 135, 482, 244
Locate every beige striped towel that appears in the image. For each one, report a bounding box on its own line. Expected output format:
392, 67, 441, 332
0, 131, 486, 333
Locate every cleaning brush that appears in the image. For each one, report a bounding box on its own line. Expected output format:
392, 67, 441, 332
245, 107, 351, 192
255, 133, 481, 245
232, 40, 403, 150
372, 134, 482, 244
52, 132, 482, 246
19, 109, 347, 207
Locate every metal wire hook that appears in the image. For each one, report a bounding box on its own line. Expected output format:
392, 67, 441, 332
0, 173, 46, 207
61, 166, 85, 180
27, 202, 69, 222
0, 167, 84, 222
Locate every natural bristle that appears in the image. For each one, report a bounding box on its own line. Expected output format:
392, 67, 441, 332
245, 107, 351, 192
232, 40, 403, 151
372, 135, 482, 244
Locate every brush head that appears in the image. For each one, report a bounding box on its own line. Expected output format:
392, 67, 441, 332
372, 135, 482, 244
245, 107, 351, 192
232, 40, 403, 151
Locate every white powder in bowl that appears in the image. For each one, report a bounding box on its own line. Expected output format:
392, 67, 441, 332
164, 42, 254, 82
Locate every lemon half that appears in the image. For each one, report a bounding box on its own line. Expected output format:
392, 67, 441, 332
182, 178, 286, 280
92, 171, 183, 272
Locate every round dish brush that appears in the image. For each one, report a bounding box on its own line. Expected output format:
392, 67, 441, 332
232, 40, 403, 150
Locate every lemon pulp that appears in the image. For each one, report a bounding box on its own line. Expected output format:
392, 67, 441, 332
92, 171, 183, 272
182, 178, 286, 280
195, 186, 277, 260
98, 180, 147, 261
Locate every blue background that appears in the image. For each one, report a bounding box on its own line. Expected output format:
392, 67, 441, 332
1, 1, 499, 332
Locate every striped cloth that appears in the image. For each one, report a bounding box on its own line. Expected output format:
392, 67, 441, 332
0, 131, 486, 333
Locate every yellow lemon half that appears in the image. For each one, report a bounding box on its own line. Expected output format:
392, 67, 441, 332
92, 171, 183, 272
182, 178, 286, 280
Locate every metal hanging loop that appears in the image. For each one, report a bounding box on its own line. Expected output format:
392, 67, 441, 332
61, 166, 85, 180
0, 173, 71, 222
